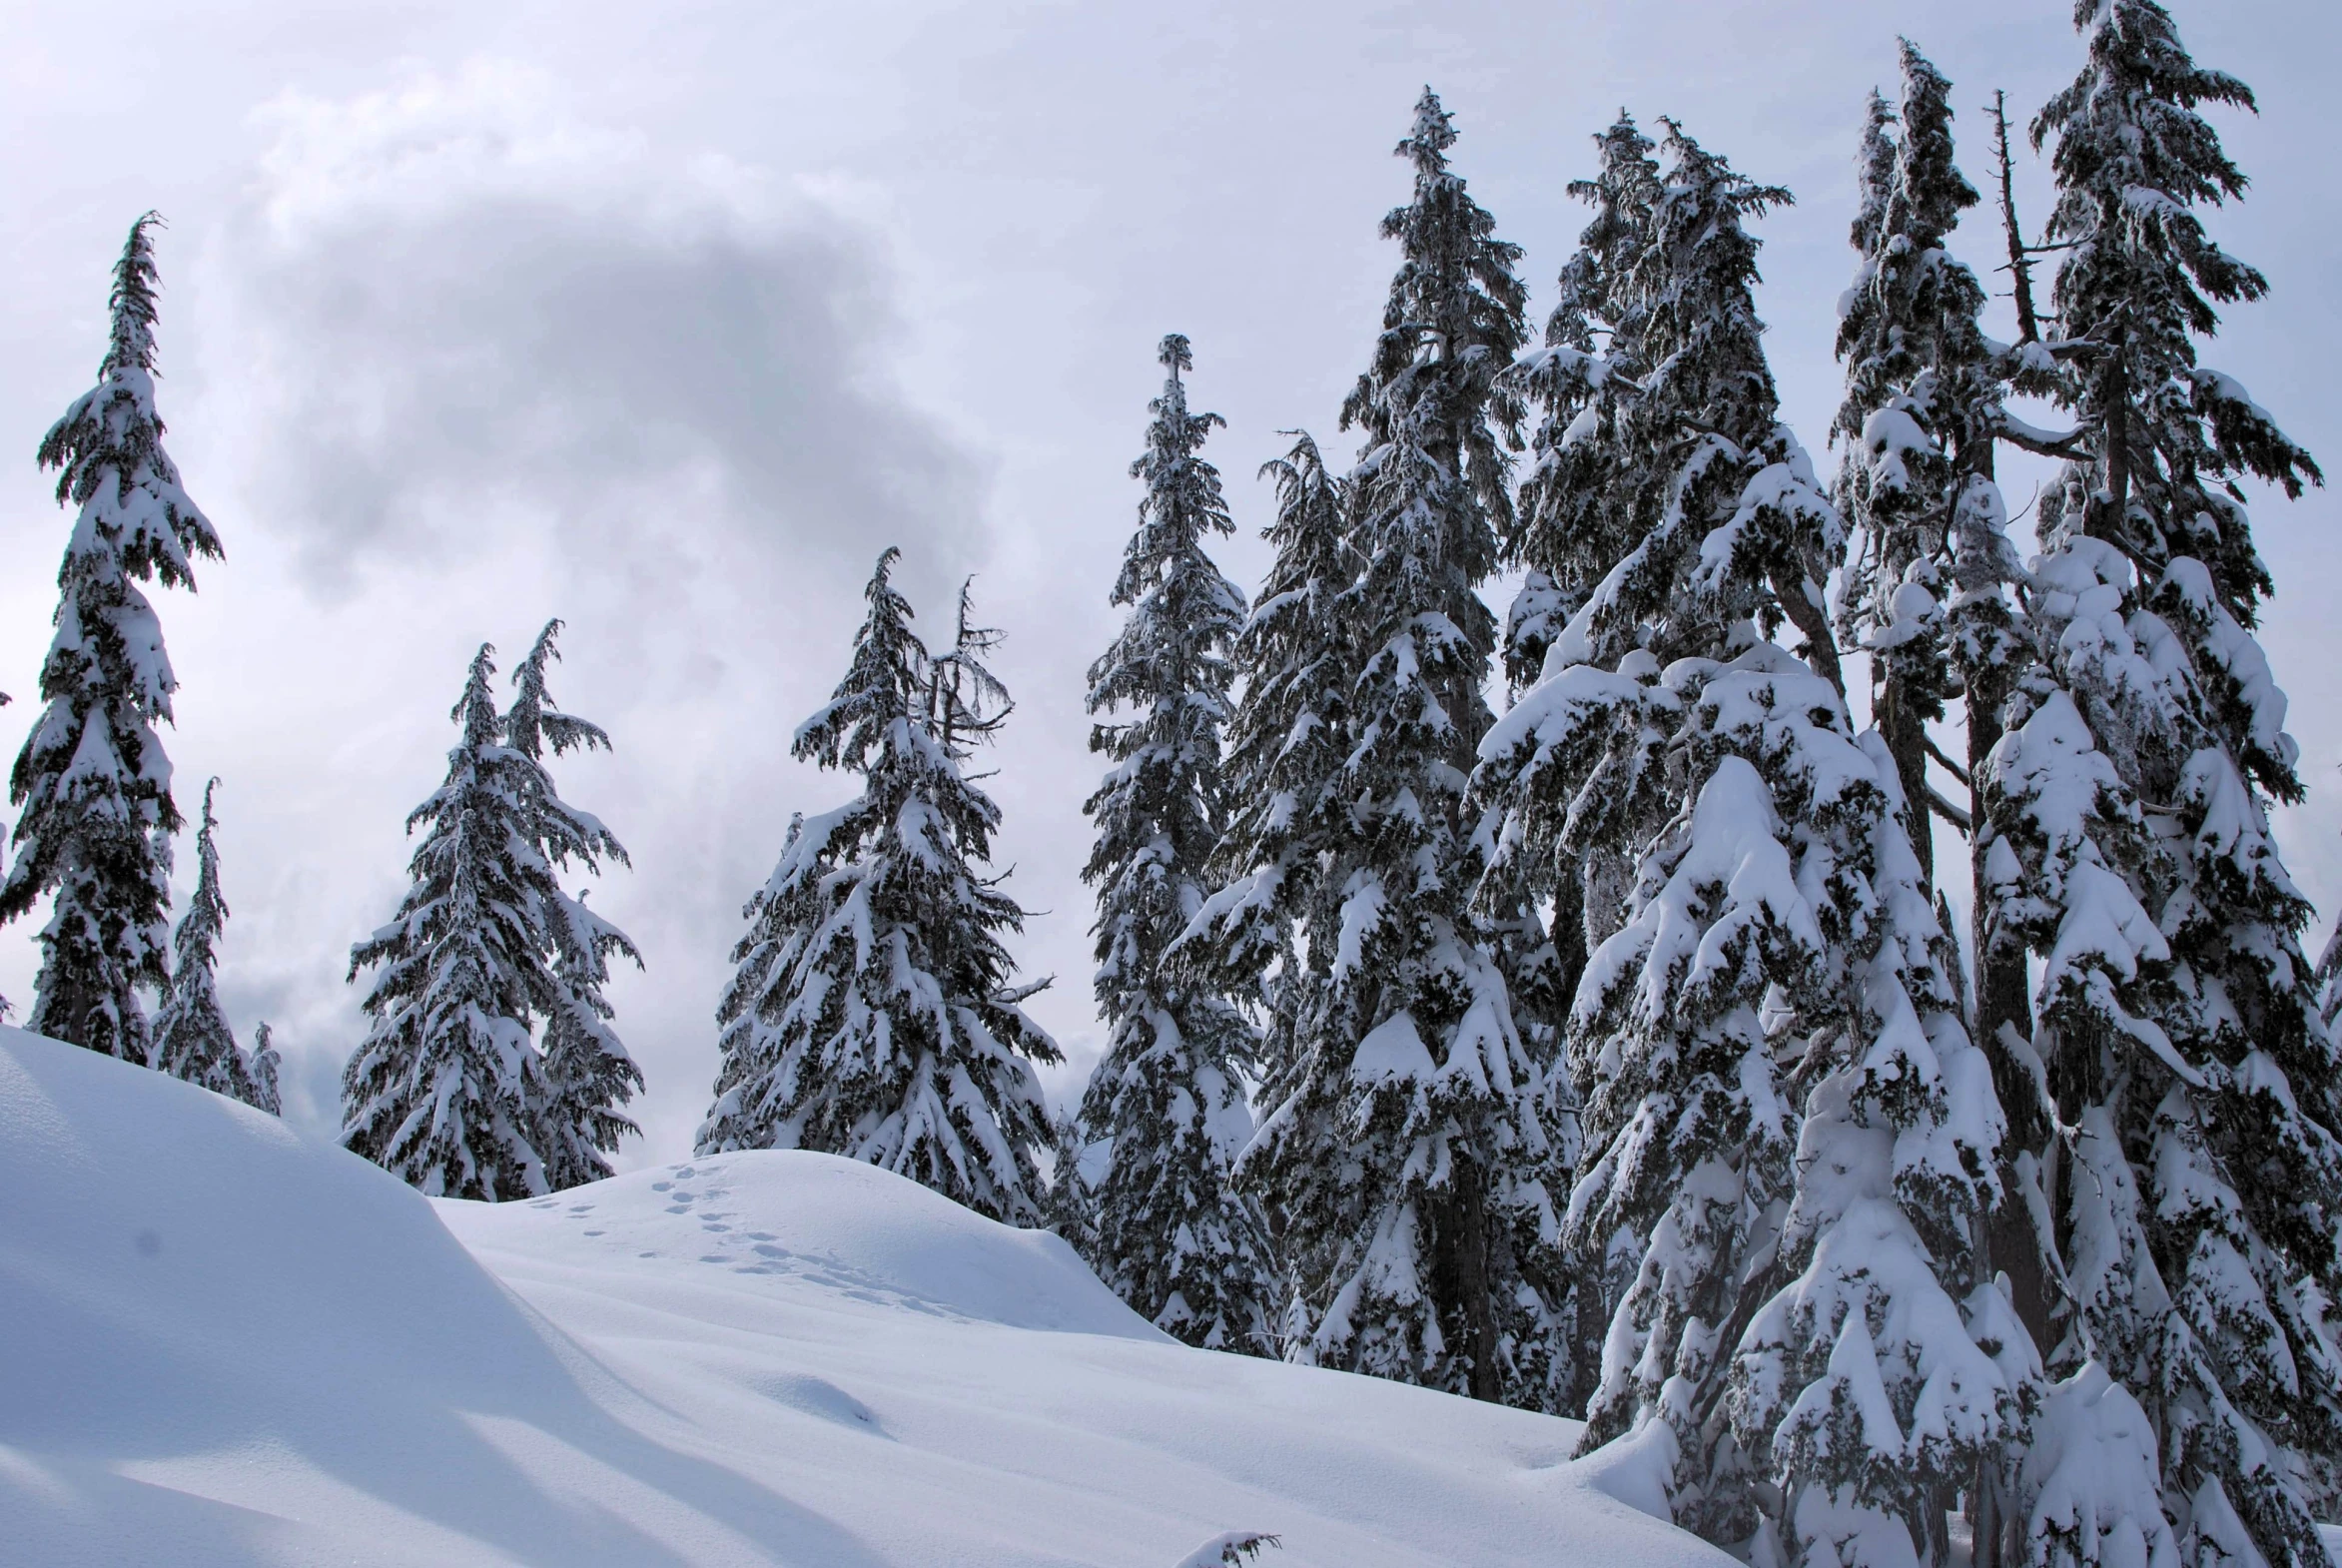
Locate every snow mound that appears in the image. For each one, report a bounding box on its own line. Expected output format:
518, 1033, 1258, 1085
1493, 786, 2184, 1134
452, 1149, 1151, 1339
0, 1027, 1725, 1566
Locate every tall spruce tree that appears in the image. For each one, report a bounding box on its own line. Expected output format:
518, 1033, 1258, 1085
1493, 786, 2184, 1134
1229, 89, 1571, 1409
344, 646, 568, 1198
1075, 336, 1277, 1353
1476, 118, 2024, 1560
2, 215, 218, 1062
698, 551, 1060, 1224
1831, 44, 1989, 893
1832, 46, 2047, 1068
502, 620, 644, 1190
152, 778, 268, 1109
1484, 115, 1683, 1417
1186, 431, 1353, 1100
1826, 48, 2136, 1566
1968, 4, 2342, 1559
1500, 109, 1671, 931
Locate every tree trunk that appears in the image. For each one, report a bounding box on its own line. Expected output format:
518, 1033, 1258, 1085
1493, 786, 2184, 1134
1969, 669, 2054, 1357
1772, 565, 1846, 698
1440, 1160, 1502, 1402
1879, 670, 1935, 891
2091, 329, 2130, 545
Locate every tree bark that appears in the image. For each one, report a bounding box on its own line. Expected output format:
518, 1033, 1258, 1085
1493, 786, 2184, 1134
1879, 670, 1935, 891
1968, 659, 2055, 1357
1772, 565, 1846, 697
1440, 1160, 1503, 1403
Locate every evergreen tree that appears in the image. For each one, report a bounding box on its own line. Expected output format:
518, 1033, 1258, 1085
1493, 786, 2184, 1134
1502, 111, 1662, 692
1040, 1104, 1096, 1253
1230, 89, 1571, 1409
1970, 6, 2342, 1556
1075, 335, 1277, 1353
1479, 119, 1815, 1488
698, 551, 1060, 1224
1185, 431, 1354, 1084
1477, 118, 2023, 1559
499, 619, 643, 1190
153, 778, 259, 1106
1482, 115, 1680, 1415
246, 1021, 282, 1118
344, 646, 568, 1198
1830, 36, 2067, 1401
1831, 43, 1990, 893
2, 214, 218, 1062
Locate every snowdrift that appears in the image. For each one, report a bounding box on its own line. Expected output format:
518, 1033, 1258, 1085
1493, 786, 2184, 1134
0, 1026, 1724, 1565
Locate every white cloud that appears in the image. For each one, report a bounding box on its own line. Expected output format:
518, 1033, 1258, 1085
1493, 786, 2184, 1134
147, 62, 996, 1159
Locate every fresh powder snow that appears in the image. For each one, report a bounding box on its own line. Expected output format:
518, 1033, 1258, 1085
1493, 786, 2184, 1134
0, 1024, 1726, 1565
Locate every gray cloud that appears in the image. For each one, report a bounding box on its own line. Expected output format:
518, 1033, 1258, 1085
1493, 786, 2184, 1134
222, 125, 980, 602
146, 68, 997, 1159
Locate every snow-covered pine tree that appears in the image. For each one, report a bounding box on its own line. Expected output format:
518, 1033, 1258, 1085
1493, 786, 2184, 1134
1970, 5, 2342, 1557
152, 778, 259, 1105
344, 645, 562, 1199
1495, 105, 1669, 975
1828, 39, 2071, 1399
246, 1021, 282, 1117
1476, 118, 2024, 1559
1484, 113, 1765, 1069
1040, 1104, 1095, 1253
1184, 431, 1353, 1096
1831, 43, 1991, 893
1479, 121, 1813, 1492
2, 214, 218, 1062
1228, 89, 1570, 1410
501, 619, 644, 1190
1721, 715, 2035, 1567
1075, 335, 1277, 1354
697, 550, 1061, 1224
1502, 111, 1662, 693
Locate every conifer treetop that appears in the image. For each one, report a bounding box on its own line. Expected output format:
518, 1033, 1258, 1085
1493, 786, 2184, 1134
102, 212, 164, 381
2032, 0, 2319, 625
178, 777, 228, 977
1497, 111, 1661, 684
505, 618, 614, 766
796, 545, 921, 772
2034, 0, 2260, 332
37, 212, 218, 589
1343, 86, 1528, 538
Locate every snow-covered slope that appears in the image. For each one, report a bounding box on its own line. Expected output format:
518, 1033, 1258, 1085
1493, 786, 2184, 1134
0, 1026, 1722, 1566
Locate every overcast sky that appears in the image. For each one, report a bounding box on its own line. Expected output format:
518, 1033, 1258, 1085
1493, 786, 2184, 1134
2, 0, 2335, 1166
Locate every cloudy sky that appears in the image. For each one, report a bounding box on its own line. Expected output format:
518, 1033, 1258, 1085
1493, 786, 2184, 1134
1, 0, 2334, 1166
